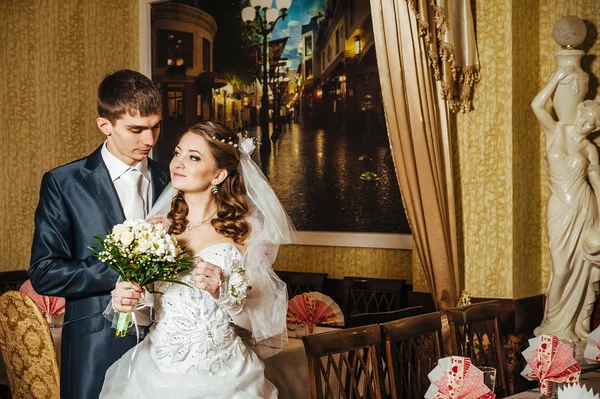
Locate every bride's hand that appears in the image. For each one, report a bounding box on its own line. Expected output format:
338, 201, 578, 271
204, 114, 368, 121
112, 281, 144, 312
192, 258, 223, 299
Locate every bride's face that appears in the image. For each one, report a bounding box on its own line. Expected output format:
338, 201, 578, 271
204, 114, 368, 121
170, 132, 223, 194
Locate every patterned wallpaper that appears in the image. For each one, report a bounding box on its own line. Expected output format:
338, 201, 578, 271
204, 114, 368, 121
274, 245, 412, 281
455, 0, 514, 299
511, 0, 543, 299
0, 0, 139, 271
0, 0, 414, 285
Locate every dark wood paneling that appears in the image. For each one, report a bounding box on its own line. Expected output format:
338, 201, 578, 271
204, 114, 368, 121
405, 292, 545, 336
471, 296, 544, 336
406, 291, 436, 313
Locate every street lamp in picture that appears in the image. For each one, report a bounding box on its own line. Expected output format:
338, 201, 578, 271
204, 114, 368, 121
241, 0, 292, 151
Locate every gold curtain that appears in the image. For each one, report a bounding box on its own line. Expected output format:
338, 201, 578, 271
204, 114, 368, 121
408, 0, 480, 112
370, 0, 467, 310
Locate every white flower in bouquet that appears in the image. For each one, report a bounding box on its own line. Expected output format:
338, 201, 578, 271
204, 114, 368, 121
136, 237, 152, 253
112, 224, 129, 240
120, 230, 135, 246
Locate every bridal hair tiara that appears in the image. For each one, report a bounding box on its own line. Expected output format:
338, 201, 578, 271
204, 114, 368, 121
211, 136, 238, 148
210, 131, 260, 153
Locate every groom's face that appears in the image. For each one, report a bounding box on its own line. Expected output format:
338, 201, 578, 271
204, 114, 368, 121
97, 112, 162, 166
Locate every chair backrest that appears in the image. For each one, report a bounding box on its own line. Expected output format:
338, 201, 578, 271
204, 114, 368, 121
276, 271, 328, 297
302, 324, 385, 399
0, 271, 28, 295
445, 300, 509, 397
381, 312, 444, 399
342, 277, 406, 322
0, 291, 60, 399
350, 306, 424, 327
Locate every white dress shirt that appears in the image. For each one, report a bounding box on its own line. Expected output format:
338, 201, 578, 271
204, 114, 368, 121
101, 142, 152, 218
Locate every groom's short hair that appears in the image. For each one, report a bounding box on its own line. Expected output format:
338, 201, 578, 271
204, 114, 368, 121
97, 69, 162, 123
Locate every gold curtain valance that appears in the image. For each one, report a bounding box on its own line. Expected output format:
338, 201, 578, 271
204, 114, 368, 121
407, 0, 480, 112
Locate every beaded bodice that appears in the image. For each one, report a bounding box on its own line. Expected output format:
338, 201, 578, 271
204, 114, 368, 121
149, 243, 244, 375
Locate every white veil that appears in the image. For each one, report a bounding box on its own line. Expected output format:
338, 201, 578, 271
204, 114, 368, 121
147, 136, 295, 358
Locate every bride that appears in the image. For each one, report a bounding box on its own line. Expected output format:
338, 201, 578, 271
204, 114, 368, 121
99, 121, 294, 398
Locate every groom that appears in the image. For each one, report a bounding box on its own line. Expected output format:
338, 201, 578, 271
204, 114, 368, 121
29, 69, 170, 399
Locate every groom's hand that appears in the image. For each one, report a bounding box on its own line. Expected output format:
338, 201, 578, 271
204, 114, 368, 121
192, 258, 223, 299
112, 281, 144, 312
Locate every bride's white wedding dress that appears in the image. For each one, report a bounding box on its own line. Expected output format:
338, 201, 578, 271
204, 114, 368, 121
99, 243, 278, 399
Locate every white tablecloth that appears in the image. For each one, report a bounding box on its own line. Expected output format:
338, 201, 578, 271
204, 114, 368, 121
264, 326, 338, 399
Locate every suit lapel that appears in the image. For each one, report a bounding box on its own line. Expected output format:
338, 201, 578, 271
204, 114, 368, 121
83, 146, 125, 226
148, 159, 170, 205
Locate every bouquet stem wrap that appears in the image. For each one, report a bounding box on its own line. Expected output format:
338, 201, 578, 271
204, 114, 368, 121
116, 312, 131, 337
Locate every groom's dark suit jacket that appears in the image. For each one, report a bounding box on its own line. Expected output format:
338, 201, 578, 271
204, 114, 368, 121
29, 145, 170, 399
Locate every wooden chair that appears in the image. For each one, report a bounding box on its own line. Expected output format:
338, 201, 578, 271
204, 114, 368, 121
445, 300, 509, 397
0, 291, 60, 399
276, 271, 328, 297
349, 306, 424, 327
302, 324, 385, 399
342, 277, 406, 323
380, 312, 444, 399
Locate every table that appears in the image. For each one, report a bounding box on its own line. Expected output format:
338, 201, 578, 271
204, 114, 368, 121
264, 326, 337, 399
507, 372, 600, 398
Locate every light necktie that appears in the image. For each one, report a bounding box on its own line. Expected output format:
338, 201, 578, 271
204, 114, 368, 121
121, 168, 146, 220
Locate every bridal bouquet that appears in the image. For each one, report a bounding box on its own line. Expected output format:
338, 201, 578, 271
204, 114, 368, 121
90, 219, 194, 336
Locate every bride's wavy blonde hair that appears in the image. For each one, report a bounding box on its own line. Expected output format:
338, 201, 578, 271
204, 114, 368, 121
167, 121, 250, 244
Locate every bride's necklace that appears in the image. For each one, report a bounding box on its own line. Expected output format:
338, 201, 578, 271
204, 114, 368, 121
186, 209, 217, 241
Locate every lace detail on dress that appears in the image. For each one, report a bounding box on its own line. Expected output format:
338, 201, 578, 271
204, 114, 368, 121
149, 243, 245, 375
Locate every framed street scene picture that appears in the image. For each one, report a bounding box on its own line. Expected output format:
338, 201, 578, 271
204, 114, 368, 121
148, 0, 410, 243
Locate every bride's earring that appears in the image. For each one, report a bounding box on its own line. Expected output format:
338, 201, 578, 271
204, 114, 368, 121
211, 182, 219, 195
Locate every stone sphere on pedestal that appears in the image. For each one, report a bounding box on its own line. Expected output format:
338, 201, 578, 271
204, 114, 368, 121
553, 15, 587, 48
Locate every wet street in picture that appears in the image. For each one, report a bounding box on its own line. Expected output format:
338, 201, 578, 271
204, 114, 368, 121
247, 123, 410, 233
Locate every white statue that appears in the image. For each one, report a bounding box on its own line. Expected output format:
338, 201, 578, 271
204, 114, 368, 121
531, 16, 600, 345
532, 16, 600, 345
